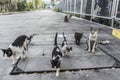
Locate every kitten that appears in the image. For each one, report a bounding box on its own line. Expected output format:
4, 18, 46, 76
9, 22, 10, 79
86, 27, 100, 53
51, 32, 62, 77
1, 35, 34, 65
98, 40, 111, 45
74, 32, 83, 45
64, 14, 72, 22
61, 32, 72, 56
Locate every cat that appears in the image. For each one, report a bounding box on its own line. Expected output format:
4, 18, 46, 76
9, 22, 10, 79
51, 32, 62, 77
98, 40, 111, 45
1, 34, 34, 65
86, 27, 100, 53
61, 32, 72, 56
74, 32, 83, 45
64, 14, 72, 22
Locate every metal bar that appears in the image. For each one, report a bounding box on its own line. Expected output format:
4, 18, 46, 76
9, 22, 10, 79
111, 0, 118, 27
65, 0, 67, 12
70, 0, 72, 13
80, 0, 83, 14
66, 0, 69, 12
115, 0, 119, 18
74, 0, 76, 15
92, 15, 112, 19
90, 0, 95, 21
115, 18, 120, 20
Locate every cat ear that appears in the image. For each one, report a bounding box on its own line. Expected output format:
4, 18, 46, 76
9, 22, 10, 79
96, 28, 101, 33
1, 49, 6, 57
70, 47, 72, 51
1, 49, 6, 53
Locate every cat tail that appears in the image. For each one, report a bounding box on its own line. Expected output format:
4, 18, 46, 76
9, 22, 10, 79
54, 32, 58, 46
27, 34, 37, 47
28, 34, 37, 41
63, 32, 67, 41
27, 34, 34, 43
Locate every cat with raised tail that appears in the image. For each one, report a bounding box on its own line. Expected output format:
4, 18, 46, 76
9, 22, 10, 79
61, 32, 72, 56
51, 32, 62, 77
1, 34, 34, 65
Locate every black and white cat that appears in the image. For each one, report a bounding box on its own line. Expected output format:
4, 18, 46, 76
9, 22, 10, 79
1, 35, 34, 65
64, 14, 72, 22
98, 40, 111, 45
51, 32, 62, 77
74, 32, 83, 45
86, 27, 100, 53
61, 32, 72, 56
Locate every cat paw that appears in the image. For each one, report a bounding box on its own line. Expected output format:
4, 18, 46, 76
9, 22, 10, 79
88, 49, 90, 52
56, 72, 59, 77
92, 50, 95, 53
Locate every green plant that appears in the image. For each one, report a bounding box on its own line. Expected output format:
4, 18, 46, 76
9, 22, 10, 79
54, 8, 62, 12
0, 9, 5, 13
17, 1, 27, 11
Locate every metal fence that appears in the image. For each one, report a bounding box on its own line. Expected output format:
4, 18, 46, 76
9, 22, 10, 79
55, 0, 120, 28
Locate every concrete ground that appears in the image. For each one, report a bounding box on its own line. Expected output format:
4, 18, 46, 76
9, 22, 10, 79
0, 10, 120, 80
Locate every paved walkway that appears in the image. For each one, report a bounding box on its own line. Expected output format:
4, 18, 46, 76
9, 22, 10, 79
0, 10, 120, 80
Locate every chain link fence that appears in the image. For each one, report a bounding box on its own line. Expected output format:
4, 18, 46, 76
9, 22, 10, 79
54, 0, 120, 28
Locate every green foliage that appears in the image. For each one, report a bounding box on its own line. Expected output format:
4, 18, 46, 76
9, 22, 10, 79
0, 0, 47, 12
0, 0, 9, 4
17, 1, 27, 11
114, 21, 120, 29
54, 8, 62, 12
27, 2, 33, 10
41, 1, 46, 9
51, 0, 55, 6
75, 14, 80, 17
34, 0, 45, 9
0, 9, 5, 13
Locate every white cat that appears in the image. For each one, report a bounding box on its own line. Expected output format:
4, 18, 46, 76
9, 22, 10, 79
86, 27, 100, 53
